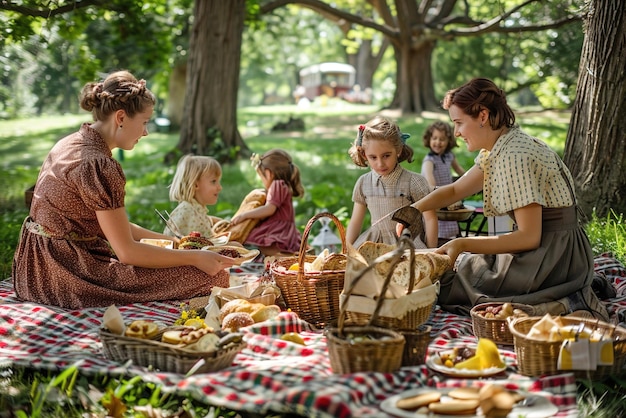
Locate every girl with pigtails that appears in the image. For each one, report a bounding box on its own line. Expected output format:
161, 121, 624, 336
346, 116, 438, 249
231, 149, 304, 256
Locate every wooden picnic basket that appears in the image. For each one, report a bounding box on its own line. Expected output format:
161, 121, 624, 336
270, 212, 346, 328
325, 237, 410, 374
470, 302, 534, 345
508, 315, 626, 378
100, 327, 246, 375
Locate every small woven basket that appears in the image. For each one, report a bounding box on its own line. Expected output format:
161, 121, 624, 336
509, 315, 626, 378
400, 325, 432, 367
325, 236, 416, 374
470, 302, 534, 345
270, 212, 346, 327
100, 327, 245, 375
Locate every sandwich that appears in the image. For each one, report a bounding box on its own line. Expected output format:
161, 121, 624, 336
178, 231, 213, 250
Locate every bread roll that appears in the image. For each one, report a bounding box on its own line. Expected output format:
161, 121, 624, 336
222, 312, 254, 331
162, 329, 185, 345
251, 305, 281, 323
220, 299, 253, 321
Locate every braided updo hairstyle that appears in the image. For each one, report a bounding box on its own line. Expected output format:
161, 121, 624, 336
441, 78, 515, 130
79, 70, 156, 121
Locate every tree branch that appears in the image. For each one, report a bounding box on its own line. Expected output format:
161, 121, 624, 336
260, 0, 399, 38
0, 0, 108, 17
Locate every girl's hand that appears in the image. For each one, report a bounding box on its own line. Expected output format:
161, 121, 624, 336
230, 214, 244, 225
196, 251, 237, 276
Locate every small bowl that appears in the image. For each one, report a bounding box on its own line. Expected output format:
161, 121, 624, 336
436, 205, 475, 221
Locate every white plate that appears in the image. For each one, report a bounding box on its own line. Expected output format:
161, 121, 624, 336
209, 232, 231, 246
381, 388, 559, 418
202, 245, 260, 265
426, 349, 507, 378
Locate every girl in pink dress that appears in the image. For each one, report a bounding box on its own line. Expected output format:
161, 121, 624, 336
231, 149, 304, 256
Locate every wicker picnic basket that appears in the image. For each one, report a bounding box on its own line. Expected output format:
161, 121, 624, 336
325, 239, 408, 374
342, 237, 438, 330
470, 302, 534, 345
400, 325, 432, 367
508, 315, 626, 378
270, 212, 346, 328
100, 327, 246, 375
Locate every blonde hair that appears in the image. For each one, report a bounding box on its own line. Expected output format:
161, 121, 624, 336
255, 149, 304, 198
348, 116, 414, 167
169, 155, 222, 203
79, 70, 156, 121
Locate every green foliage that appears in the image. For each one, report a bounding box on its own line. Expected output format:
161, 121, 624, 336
585, 210, 626, 263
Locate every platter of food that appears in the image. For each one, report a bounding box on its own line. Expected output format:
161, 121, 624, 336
202, 245, 260, 265
380, 387, 559, 418
426, 344, 508, 378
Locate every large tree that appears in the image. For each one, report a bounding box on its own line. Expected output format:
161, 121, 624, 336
261, 0, 582, 113
564, 0, 626, 218
176, 0, 249, 158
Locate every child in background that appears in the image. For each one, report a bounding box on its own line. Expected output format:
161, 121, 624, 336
230, 149, 304, 256
421, 121, 466, 242
346, 116, 438, 249
166, 154, 223, 238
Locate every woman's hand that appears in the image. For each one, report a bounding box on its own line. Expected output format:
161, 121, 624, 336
195, 250, 237, 276
435, 238, 465, 266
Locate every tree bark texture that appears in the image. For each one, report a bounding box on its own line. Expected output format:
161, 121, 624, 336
178, 0, 249, 157
564, 0, 626, 218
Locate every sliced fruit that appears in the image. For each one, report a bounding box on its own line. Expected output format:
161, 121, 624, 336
184, 318, 206, 329
280, 332, 305, 345
454, 354, 483, 370
476, 338, 505, 368
288, 263, 299, 271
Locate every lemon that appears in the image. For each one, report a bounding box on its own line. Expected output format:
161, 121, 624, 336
280, 332, 305, 345
184, 318, 206, 329
288, 263, 299, 271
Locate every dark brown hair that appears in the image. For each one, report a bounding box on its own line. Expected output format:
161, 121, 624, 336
422, 121, 457, 152
79, 70, 156, 121
442, 78, 515, 130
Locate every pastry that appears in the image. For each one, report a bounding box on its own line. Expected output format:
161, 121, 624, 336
250, 304, 281, 323
124, 320, 159, 339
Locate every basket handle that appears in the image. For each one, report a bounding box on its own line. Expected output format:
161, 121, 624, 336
296, 212, 347, 280
337, 234, 416, 335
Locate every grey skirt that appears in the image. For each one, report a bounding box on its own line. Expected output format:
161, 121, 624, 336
438, 205, 594, 315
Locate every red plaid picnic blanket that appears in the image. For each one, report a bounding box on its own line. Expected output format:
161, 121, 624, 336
2, 253, 625, 417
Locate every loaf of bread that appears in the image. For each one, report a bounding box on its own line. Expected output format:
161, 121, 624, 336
124, 320, 159, 339
213, 189, 267, 243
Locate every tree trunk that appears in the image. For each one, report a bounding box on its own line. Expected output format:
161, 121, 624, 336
389, 41, 439, 113
177, 0, 249, 158
564, 0, 626, 218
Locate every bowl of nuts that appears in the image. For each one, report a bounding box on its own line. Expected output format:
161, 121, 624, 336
470, 302, 534, 345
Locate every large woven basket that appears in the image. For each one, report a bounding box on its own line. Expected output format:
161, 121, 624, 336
509, 315, 626, 378
400, 325, 432, 367
325, 236, 413, 374
470, 302, 534, 345
100, 327, 245, 375
270, 212, 346, 328
343, 237, 437, 330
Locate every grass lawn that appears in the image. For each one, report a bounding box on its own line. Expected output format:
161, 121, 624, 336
1, 104, 625, 416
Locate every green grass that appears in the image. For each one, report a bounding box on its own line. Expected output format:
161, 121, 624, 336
1, 107, 625, 416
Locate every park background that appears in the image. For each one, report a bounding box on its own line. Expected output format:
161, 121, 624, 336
1, 0, 625, 416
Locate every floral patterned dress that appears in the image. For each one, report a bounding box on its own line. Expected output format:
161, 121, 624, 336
12, 123, 228, 309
